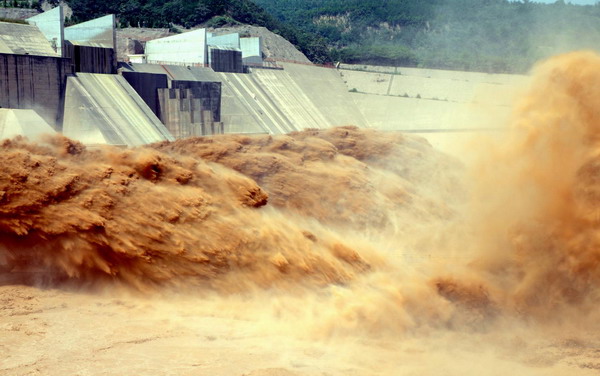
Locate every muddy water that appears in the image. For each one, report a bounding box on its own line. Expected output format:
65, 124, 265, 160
1, 52, 600, 375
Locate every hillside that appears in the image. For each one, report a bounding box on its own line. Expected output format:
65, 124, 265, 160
208, 25, 311, 63
28, 0, 600, 73
253, 0, 600, 73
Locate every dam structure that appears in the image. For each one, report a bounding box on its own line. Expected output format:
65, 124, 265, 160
0, 8, 172, 146
0, 6, 367, 146
125, 26, 367, 135
0, 5, 527, 151
122, 60, 366, 135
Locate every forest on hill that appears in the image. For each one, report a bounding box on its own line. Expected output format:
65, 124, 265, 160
252, 0, 600, 73
51, 0, 600, 73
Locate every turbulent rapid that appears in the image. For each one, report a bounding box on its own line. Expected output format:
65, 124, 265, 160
0, 126, 459, 292
2, 51, 600, 376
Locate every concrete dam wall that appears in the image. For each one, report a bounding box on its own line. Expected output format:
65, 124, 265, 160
62, 73, 173, 146
125, 62, 367, 135
0, 53, 73, 127
340, 64, 530, 132
337, 64, 530, 157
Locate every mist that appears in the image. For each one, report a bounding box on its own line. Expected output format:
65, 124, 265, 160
288, 0, 600, 73
2, 50, 600, 374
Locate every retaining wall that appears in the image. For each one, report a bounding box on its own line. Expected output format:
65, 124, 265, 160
0, 53, 73, 128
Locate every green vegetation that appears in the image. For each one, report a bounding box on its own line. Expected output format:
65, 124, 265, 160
253, 0, 600, 73
0, 0, 40, 9
0, 17, 28, 23
332, 44, 417, 66
205, 15, 241, 28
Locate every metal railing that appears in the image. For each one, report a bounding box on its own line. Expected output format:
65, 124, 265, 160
145, 60, 210, 68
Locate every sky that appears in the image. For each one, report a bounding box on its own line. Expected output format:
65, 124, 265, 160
533, 0, 598, 3
508, 0, 598, 5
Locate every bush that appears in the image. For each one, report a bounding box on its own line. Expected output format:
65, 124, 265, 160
333, 44, 417, 66
205, 15, 240, 28
0, 17, 27, 24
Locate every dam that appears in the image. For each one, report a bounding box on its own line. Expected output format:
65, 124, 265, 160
0, 5, 527, 154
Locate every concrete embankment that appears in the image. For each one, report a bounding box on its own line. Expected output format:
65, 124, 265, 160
339, 64, 531, 157
127, 62, 367, 135
340, 64, 529, 132
63, 73, 173, 146
118, 59, 529, 156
